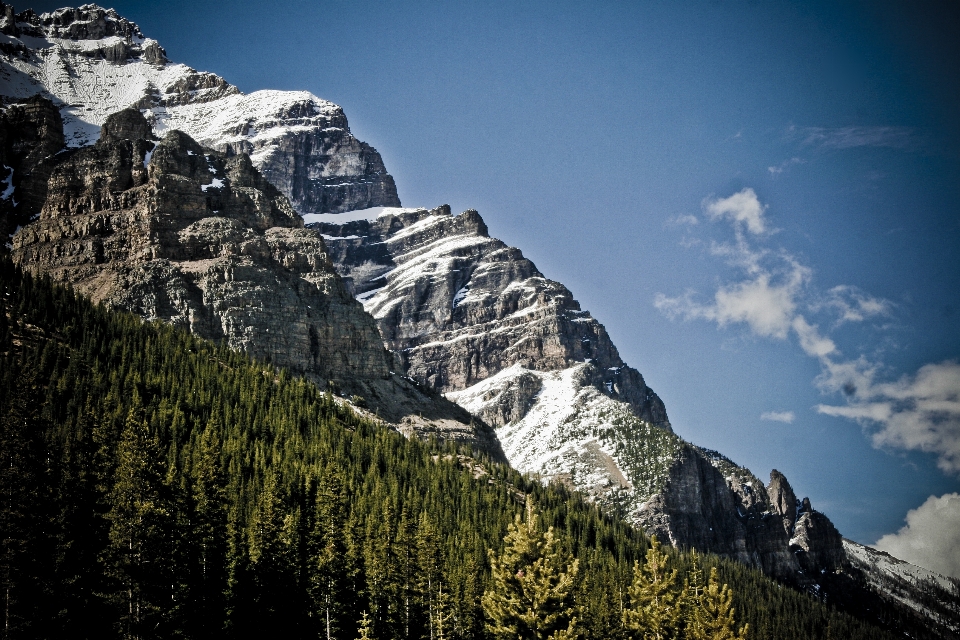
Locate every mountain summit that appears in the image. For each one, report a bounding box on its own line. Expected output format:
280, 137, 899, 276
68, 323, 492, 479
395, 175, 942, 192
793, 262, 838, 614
2, 4, 957, 636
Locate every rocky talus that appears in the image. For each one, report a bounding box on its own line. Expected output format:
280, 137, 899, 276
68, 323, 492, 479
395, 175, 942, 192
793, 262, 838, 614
0, 3, 399, 214
312, 205, 844, 585
8, 107, 502, 458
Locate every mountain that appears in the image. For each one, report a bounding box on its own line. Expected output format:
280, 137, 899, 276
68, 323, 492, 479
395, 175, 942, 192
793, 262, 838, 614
0, 3, 501, 456
2, 3, 958, 636
0, 3, 398, 236
0, 253, 903, 640
310, 204, 837, 584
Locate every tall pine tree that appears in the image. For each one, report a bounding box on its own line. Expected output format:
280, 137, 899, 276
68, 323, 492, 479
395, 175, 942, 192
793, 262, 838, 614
623, 536, 682, 640
103, 403, 173, 640
482, 501, 579, 640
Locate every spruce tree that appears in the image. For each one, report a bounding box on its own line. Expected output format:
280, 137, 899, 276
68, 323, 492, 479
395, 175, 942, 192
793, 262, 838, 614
623, 536, 682, 640
434, 582, 453, 640
103, 404, 172, 640
192, 415, 228, 636
357, 610, 375, 640
482, 501, 579, 640
309, 466, 349, 640
687, 566, 749, 640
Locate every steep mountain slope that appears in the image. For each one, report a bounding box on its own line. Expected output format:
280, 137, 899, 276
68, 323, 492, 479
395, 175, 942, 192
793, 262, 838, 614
1, 3, 956, 635
0, 255, 903, 640
0, 2, 399, 229
844, 540, 960, 637
311, 205, 831, 582
312, 204, 960, 636
6, 105, 502, 456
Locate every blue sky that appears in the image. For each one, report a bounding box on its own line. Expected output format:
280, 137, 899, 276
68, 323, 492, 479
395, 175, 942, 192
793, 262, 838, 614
27, 0, 960, 574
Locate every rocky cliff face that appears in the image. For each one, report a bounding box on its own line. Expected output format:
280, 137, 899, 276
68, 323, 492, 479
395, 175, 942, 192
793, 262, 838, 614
7, 107, 502, 458
0, 3, 399, 214
0, 93, 63, 242
312, 204, 844, 585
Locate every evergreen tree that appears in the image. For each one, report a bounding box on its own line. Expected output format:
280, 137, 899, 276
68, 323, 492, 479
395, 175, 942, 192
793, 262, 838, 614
434, 582, 453, 640
687, 566, 749, 640
248, 470, 299, 635
192, 415, 228, 636
103, 404, 173, 640
0, 371, 48, 638
482, 501, 579, 640
309, 466, 350, 640
416, 512, 443, 640
623, 536, 682, 640
357, 610, 375, 640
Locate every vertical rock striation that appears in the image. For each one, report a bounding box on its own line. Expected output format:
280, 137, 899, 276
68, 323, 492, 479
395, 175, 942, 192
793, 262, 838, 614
315, 205, 845, 586
8, 108, 502, 458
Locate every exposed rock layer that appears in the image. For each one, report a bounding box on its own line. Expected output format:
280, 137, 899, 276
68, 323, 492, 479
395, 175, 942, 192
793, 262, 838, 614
8, 108, 503, 459
314, 205, 843, 585
314, 205, 670, 429
0, 3, 399, 213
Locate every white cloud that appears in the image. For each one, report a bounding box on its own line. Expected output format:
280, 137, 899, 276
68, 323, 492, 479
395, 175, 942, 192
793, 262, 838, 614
796, 125, 917, 150
704, 188, 769, 235
713, 274, 798, 338
792, 316, 837, 357
874, 493, 960, 579
761, 411, 795, 423
821, 285, 892, 325
817, 360, 960, 475
655, 238, 808, 341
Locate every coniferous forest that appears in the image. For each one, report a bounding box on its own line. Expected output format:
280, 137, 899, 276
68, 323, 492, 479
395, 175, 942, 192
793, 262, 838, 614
0, 257, 897, 639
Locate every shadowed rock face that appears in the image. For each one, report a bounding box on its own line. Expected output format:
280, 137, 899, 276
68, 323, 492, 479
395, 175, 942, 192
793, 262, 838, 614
7, 108, 504, 459
0, 95, 64, 241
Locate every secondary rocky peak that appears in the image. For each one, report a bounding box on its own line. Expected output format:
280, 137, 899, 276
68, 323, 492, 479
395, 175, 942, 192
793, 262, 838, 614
34, 4, 142, 40
767, 468, 799, 536
99, 108, 155, 145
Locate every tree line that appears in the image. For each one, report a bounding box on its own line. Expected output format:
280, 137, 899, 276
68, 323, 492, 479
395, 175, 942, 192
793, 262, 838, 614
0, 257, 895, 640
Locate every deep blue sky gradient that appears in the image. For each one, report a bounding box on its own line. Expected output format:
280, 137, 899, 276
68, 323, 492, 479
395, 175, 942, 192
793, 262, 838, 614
23, 0, 960, 547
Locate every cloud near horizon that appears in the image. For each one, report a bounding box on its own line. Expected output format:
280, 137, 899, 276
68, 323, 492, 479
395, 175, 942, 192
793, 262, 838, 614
874, 492, 960, 579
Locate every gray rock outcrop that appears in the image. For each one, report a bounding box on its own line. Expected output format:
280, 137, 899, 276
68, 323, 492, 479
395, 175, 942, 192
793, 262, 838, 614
7, 107, 503, 459
0, 3, 399, 213
314, 205, 670, 428
316, 204, 845, 586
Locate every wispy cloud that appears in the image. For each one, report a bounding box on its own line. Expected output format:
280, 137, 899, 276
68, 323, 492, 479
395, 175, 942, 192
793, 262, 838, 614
874, 492, 960, 579
761, 411, 795, 424
819, 285, 893, 326
768, 157, 805, 176
792, 125, 917, 150
657, 187, 960, 478
665, 214, 699, 227
817, 360, 960, 475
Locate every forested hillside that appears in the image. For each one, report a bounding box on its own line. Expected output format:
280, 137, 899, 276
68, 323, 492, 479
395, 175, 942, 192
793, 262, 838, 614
0, 257, 898, 639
